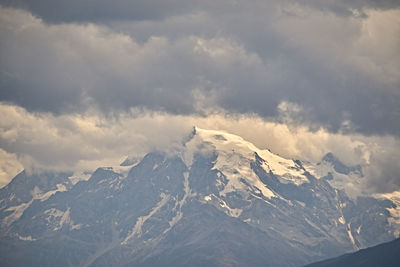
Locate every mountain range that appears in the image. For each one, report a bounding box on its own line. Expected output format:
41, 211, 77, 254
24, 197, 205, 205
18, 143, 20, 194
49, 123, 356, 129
0, 127, 399, 266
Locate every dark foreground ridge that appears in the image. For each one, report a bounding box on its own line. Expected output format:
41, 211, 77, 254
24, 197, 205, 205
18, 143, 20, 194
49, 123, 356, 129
305, 237, 400, 267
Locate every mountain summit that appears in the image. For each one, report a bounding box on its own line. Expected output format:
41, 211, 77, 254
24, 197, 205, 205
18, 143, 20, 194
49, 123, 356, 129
0, 128, 399, 266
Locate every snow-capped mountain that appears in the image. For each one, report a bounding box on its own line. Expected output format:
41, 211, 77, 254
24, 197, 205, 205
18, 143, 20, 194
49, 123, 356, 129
0, 127, 399, 266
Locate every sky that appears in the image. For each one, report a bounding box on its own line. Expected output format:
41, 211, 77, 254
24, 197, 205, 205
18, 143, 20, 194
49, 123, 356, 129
0, 0, 399, 194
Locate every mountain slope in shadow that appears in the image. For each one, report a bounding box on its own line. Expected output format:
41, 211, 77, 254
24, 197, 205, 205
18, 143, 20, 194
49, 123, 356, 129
305, 237, 400, 267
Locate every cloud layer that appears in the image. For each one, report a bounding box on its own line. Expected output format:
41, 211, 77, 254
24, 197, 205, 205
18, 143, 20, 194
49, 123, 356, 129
3, 0, 400, 23
0, 4, 399, 135
0, 103, 399, 195
0, 2, 399, 194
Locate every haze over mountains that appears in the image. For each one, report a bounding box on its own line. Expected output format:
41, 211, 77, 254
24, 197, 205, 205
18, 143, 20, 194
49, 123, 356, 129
1, 128, 399, 266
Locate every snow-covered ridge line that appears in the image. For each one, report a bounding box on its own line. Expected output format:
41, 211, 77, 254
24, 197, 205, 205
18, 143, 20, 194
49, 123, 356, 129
194, 127, 309, 186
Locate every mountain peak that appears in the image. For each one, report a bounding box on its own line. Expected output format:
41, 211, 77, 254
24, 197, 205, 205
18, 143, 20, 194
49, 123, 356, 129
0, 128, 398, 267
191, 127, 309, 186
321, 152, 363, 176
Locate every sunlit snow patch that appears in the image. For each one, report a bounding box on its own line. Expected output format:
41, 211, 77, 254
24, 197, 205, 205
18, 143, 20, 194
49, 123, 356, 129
375, 191, 400, 237
192, 128, 310, 199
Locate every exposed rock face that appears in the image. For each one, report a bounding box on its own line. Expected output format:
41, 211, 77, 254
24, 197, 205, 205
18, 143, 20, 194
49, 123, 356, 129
0, 128, 398, 266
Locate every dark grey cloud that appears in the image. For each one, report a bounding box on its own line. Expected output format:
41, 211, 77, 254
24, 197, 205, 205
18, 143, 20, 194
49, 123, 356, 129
297, 0, 400, 16
0, 2, 399, 136
2, 0, 399, 24
0, 0, 206, 23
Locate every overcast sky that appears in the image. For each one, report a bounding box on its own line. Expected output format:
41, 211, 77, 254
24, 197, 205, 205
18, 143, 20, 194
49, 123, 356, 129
0, 0, 399, 194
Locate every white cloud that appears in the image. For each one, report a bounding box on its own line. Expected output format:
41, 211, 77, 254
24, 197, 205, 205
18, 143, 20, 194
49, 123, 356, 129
0, 148, 23, 187
1, 102, 399, 195
0, 103, 193, 178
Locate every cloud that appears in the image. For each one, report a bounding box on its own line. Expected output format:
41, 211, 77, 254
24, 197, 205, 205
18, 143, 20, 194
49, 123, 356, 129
0, 0, 208, 23
0, 148, 23, 187
364, 143, 400, 194
0, 102, 399, 195
0, 5, 399, 136
0, 7, 267, 115
0, 103, 194, 175
294, 0, 400, 17
2, 0, 400, 24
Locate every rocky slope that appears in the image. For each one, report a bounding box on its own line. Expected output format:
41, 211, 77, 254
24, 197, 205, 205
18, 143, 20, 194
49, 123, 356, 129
0, 128, 398, 266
